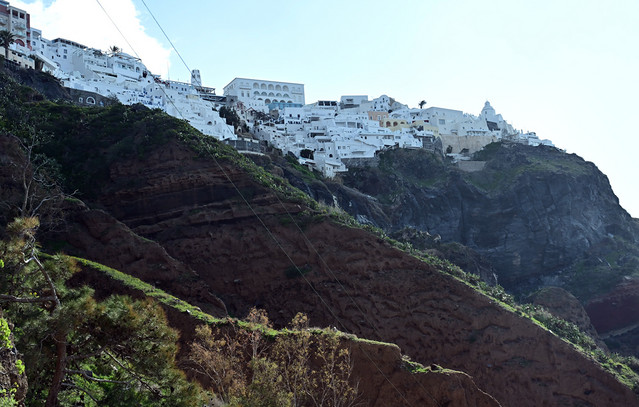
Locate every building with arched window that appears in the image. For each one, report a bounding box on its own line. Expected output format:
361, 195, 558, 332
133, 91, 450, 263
223, 77, 305, 113
0, 0, 35, 67
0, 1, 30, 50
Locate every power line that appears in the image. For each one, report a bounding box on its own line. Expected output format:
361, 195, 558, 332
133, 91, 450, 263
139, 0, 192, 76
94, 0, 140, 60
94, 2, 438, 405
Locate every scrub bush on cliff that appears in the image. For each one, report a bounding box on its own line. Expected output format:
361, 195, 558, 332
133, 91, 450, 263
187, 309, 358, 407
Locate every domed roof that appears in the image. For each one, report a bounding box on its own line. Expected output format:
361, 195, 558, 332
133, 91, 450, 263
481, 101, 495, 115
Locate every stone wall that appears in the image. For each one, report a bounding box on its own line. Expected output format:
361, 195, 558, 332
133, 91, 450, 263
457, 160, 486, 172
441, 134, 498, 154
67, 88, 118, 107
342, 156, 380, 168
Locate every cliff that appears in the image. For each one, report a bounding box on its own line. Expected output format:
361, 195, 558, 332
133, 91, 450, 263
334, 145, 639, 296
2, 67, 639, 405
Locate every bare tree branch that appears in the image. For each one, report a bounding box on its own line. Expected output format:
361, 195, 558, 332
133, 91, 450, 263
0, 294, 57, 303
65, 369, 130, 385
61, 382, 99, 403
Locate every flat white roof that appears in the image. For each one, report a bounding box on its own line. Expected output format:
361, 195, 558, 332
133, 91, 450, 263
225, 77, 304, 87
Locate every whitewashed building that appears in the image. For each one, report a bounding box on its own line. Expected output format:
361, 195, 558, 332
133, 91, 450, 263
223, 77, 305, 113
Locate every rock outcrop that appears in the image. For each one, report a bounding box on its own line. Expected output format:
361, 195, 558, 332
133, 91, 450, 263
336, 145, 639, 297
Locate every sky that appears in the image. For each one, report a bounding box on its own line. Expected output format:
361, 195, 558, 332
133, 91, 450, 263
11, 0, 639, 217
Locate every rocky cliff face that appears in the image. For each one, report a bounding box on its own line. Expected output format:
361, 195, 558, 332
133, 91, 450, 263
336, 144, 639, 297
29, 128, 636, 406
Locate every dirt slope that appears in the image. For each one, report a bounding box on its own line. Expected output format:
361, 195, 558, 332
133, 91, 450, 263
51, 137, 638, 407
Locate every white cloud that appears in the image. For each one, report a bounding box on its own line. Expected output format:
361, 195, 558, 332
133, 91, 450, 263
11, 0, 171, 76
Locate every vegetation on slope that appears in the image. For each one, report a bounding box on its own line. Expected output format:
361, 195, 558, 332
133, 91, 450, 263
2, 67, 639, 400
0, 218, 202, 406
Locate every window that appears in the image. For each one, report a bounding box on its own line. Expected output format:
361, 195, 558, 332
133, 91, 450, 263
438, 119, 445, 125
86, 97, 96, 105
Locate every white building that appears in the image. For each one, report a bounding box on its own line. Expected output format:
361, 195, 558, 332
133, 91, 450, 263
223, 77, 305, 113
340, 95, 368, 109
48, 40, 235, 140
251, 94, 431, 177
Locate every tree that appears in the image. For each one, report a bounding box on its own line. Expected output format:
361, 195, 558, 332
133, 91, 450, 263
0, 128, 68, 232
0, 218, 203, 406
219, 106, 242, 129
300, 149, 314, 159
418, 100, 427, 109
28, 54, 44, 71
0, 30, 16, 60
108, 45, 120, 55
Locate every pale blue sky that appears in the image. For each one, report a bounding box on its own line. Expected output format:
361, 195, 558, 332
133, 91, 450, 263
13, 0, 639, 217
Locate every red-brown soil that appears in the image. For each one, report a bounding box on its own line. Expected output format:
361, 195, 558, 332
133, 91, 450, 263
52, 139, 639, 406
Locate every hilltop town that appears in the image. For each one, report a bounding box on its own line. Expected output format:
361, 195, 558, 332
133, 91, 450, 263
1, 0, 553, 177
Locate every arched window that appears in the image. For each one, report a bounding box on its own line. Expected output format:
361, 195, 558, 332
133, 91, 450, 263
276, 93, 281, 97
386, 121, 391, 127
283, 93, 289, 98
86, 97, 96, 105
287, 100, 293, 104
261, 91, 267, 96
253, 83, 259, 89
275, 85, 281, 91
254, 91, 259, 95
78, 97, 83, 103
283, 86, 289, 91
268, 92, 274, 96
268, 84, 274, 90
261, 84, 266, 89
393, 121, 398, 126
265, 99, 271, 104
